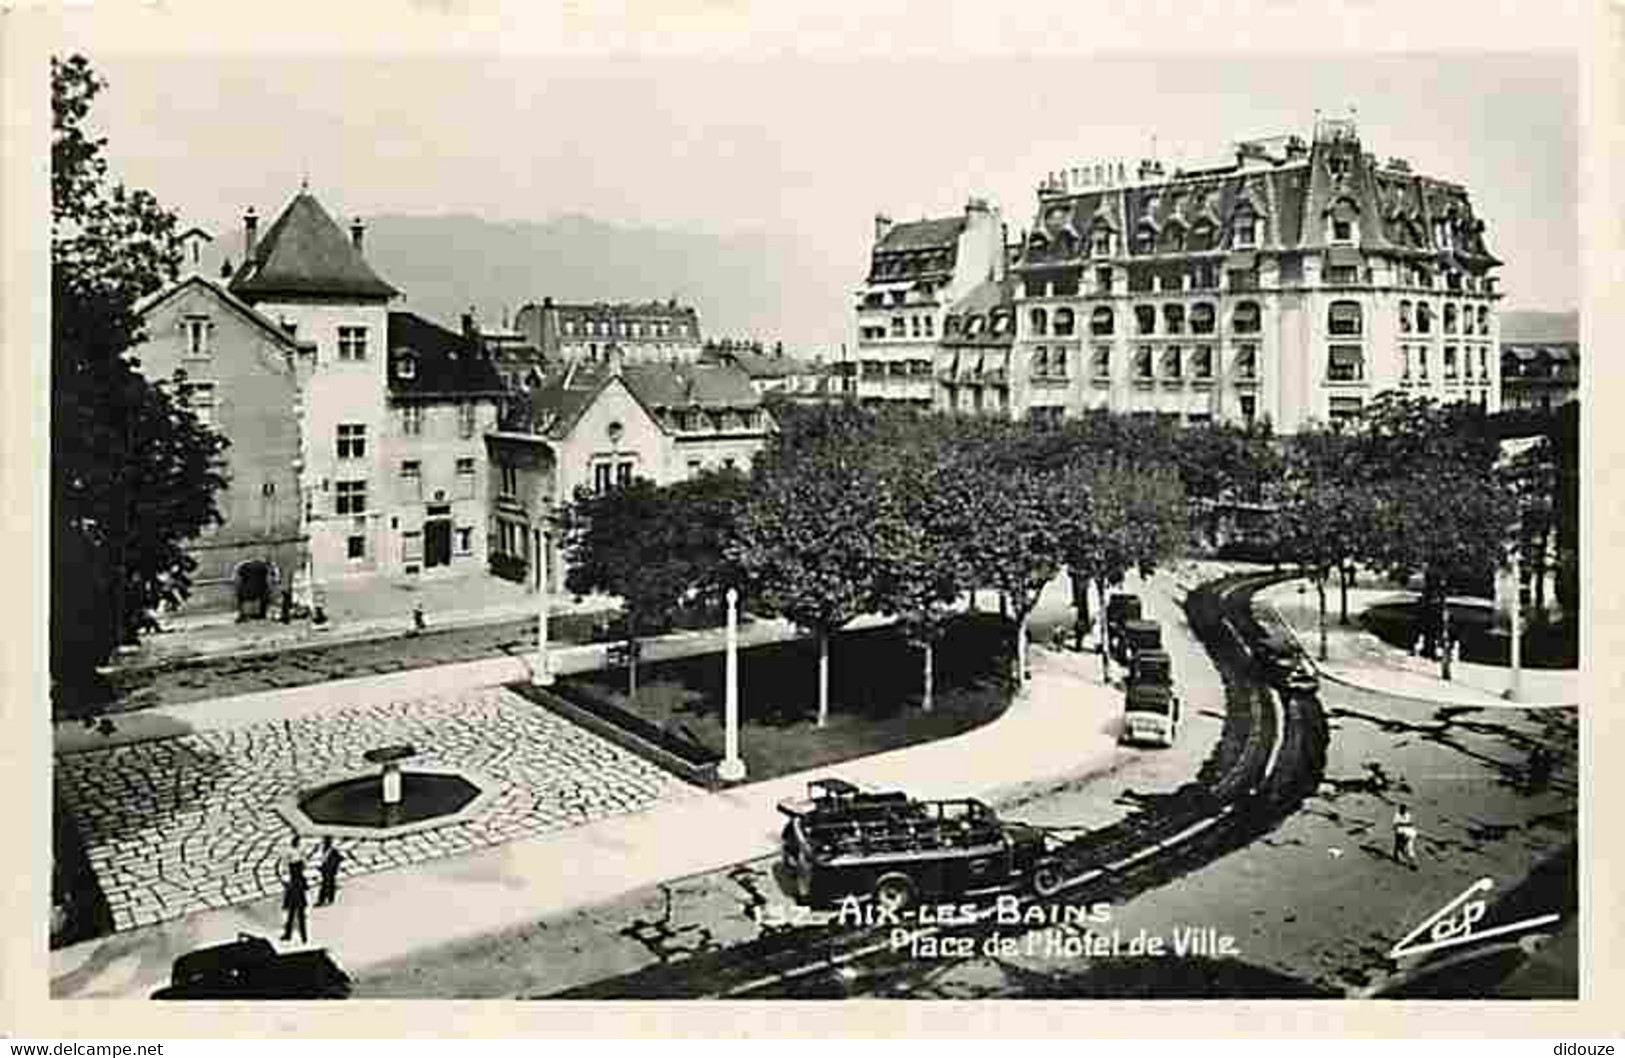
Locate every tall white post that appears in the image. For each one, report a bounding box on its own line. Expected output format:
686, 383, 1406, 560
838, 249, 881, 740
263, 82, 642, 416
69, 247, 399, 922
718, 587, 746, 782
532, 526, 553, 686
1506, 541, 1523, 702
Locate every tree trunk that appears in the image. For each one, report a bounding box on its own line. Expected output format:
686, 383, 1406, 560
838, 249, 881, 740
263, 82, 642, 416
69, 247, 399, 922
1531, 526, 1550, 623
1071, 567, 1092, 652
1315, 577, 1329, 662
627, 638, 638, 700
816, 630, 830, 727
1015, 610, 1030, 686
921, 639, 934, 713
999, 592, 1010, 620
1440, 596, 1453, 681
1338, 564, 1353, 626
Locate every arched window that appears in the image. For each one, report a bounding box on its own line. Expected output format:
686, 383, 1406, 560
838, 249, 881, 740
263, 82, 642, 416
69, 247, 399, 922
966, 316, 985, 337
1091, 228, 1114, 257
1443, 304, 1458, 334
1416, 302, 1433, 335
1477, 306, 1489, 334
1053, 307, 1076, 336
1134, 225, 1156, 254
1232, 301, 1261, 334
1399, 300, 1413, 334
1135, 305, 1157, 336
1190, 303, 1216, 335
1091, 306, 1115, 336
1029, 308, 1048, 337
1328, 300, 1362, 337
1031, 347, 1048, 376
1163, 304, 1185, 335
1189, 222, 1214, 252
1161, 223, 1185, 252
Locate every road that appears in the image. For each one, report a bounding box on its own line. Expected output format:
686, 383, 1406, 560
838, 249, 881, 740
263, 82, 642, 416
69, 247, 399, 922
350, 567, 1575, 999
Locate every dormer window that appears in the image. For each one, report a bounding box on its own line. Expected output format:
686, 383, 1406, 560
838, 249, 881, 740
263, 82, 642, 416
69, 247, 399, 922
1332, 219, 1353, 242
1091, 230, 1114, 257
1232, 212, 1258, 249
396, 352, 417, 380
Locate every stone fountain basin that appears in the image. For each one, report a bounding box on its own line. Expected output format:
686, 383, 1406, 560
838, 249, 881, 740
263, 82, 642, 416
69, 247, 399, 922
274, 764, 499, 840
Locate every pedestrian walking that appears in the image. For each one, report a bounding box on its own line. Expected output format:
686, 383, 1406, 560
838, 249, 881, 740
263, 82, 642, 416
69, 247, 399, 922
411, 601, 426, 635
315, 836, 343, 907
1392, 803, 1420, 868
281, 860, 309, 943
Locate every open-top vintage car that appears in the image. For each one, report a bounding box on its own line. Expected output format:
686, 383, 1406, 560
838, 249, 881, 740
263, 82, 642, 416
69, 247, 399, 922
778, 779, 1061, 912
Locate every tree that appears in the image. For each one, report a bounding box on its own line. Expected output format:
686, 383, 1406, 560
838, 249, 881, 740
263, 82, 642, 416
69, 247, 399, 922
1269, 480, 1378, 660
871, 437, 973, 712
555, 479, 694, 699
1367, 468, 1512, 678
728, 429, 892, 726
51, 55, 228, 693
954, 463, 1069, 687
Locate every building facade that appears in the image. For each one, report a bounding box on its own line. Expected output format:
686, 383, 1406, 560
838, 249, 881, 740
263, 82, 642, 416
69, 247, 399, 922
937, 277, 1019, 418
513, 297, 704, 365
853, 198, 1006, 409
130, 266, 310, 616
856, 120, 1505, 432
214, 189, 504, 602
485, 356, 773, 589
1007, 119, 1503, 432
1501, 341, 1579, 413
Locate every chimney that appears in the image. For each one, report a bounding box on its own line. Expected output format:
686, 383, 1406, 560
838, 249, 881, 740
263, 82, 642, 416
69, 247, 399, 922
220, 258, 234, 281
244, 207, 258, 262
543, 295, 554, 309
350, 218, 365, 253
874, 213, 893, 244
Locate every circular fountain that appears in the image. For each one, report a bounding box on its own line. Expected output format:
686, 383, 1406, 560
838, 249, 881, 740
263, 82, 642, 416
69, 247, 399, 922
275, 744, 497, 839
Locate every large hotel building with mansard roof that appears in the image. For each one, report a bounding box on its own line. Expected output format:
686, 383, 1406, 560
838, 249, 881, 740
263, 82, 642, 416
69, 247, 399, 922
855, 117, 1503, 432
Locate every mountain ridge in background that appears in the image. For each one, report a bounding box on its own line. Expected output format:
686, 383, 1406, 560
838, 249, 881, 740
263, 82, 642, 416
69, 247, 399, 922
359, 213, 854, 356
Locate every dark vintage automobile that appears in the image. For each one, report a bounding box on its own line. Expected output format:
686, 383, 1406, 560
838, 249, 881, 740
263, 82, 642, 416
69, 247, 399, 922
1126, 648, 1172, 688
1255, 630, 1320, 694
778, 779, 1061, 911
150, 933, 352, 1000
1115, 618, 1163, 666
1104, 593, 1143, 658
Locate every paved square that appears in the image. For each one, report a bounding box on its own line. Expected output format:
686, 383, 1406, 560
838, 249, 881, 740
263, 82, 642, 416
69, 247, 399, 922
55, 688, 699, 932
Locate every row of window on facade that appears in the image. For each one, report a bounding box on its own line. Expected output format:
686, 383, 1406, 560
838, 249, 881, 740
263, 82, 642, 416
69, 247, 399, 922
560, 318, 696, 340
1016, 261, 1491, 301
330, 408, 482, 454
327, 460, 481, 515
1399, 301, 1491, 336
338, 518, 476, 564
1398, 344, 1496, 384
869, 249, 955, 280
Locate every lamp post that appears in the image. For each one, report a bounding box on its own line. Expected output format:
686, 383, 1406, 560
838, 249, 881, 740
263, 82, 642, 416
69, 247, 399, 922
718, 587, 746, 782
1506, 532, 1523, 702
532, 525, 553, 686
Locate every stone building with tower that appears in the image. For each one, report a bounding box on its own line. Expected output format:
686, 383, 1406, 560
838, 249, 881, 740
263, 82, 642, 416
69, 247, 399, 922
131, 187, 506, 617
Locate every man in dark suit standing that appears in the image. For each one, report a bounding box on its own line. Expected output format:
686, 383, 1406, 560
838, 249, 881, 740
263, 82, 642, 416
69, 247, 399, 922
281, 859, 310, 943
315, 836, 343, 907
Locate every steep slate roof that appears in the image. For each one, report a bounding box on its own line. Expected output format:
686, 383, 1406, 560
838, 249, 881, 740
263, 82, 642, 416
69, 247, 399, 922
709, 346, 821, 379
867, 215, 968, 283
229, 192, 399, 300
517, 360, 762, 440
387, 311, 505, 399
1017, 134, 1500, 270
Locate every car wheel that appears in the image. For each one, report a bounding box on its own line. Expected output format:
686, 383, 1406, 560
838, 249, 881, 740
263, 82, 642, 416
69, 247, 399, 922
873, 873, 914, 915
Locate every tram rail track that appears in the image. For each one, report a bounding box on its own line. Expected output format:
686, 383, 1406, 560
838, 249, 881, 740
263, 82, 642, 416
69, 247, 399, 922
546, 569, 1328, 999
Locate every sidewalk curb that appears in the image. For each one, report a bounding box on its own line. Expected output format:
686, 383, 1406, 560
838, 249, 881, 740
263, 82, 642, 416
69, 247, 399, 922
1258, 582, 1576, 711
1314, 663, 1576, 711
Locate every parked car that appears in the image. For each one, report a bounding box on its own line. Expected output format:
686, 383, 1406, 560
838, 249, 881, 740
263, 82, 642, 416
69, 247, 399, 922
1122, 681, 1182, 747
1116, 618, 1163, 666
1255, 630, 1320, 694
1105, 593, 1143, 657
150, 933, 352, 1000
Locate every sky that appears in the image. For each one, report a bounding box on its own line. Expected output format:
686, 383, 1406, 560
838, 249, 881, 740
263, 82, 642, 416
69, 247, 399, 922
49, 3, 1585, 318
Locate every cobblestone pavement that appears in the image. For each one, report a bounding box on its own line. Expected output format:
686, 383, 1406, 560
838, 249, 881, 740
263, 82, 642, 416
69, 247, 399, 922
55, 687, 698, 933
